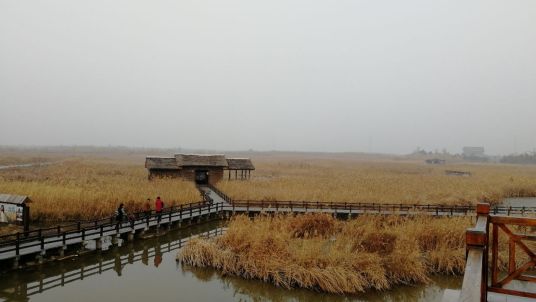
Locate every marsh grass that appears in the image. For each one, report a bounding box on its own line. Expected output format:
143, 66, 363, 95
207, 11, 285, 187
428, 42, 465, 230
179, 214, 471, 294
0, 159, 200, 221
218, 159, 536, 205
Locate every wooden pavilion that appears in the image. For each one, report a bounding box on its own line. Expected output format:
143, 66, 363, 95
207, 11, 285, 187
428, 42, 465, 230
226, 158, 255, 180
145, 154, 254, 184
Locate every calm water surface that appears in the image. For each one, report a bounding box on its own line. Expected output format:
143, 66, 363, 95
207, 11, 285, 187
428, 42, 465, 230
0, 221, 462, 302
503, 197, 536, 208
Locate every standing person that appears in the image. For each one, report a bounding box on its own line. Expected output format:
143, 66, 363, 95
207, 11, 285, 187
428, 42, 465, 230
116, 203, 126, 230
0, 205, 7, 223
144, 198, 152, 220
155, 196, 164, 223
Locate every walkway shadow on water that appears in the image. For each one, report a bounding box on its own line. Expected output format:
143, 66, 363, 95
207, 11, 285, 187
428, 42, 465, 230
0, 221, 224, 302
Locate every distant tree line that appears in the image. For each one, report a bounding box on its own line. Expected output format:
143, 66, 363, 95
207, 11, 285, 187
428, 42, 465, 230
501, 152, 536, 164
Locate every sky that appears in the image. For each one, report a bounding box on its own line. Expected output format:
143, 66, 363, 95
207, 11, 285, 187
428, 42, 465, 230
1, 0, 535, 155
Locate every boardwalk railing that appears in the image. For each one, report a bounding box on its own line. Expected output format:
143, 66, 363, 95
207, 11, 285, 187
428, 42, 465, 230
457, 203, 536, 302
230, 200, 475, 214
0, 201, 224, 261
207, 183, 233, 203
227, 200, 536, 217
0, 201, 210, 244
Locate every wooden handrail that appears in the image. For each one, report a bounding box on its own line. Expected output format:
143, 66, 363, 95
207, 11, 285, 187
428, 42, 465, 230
456, 203, 536, 302
459, 203, 489, 302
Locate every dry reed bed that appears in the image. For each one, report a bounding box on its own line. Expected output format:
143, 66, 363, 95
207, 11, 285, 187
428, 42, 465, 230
218, 159, 536, 205
179, 214, 471, 294
0, 159, 200, 221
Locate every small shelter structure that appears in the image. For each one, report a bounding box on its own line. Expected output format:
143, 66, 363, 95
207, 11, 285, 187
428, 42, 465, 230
0, 194, 31, 231
226, 158, 255, 180
145, 154, 253, 184
425, 158, 446, 165
445, 170, 472, 177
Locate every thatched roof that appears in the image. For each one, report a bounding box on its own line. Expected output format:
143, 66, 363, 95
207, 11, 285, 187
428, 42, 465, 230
226, 158, 255, 170
175, 154, 228, 167
145, 157, 179, 170
0, 194, 30, 205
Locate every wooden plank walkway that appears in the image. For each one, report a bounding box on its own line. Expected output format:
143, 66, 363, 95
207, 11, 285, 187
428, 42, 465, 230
3, 186, 536, 265
0, 200, 225, 262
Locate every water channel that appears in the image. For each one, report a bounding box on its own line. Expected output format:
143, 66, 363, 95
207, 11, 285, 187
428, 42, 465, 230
0, 219, 463, 302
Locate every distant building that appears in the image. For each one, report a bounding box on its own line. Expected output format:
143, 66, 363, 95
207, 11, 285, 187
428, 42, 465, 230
145, 154, 254, 184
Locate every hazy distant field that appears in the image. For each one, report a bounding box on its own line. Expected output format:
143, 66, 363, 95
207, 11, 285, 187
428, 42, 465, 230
0, 150, 200, 221
2, 148, 536, 222
218, 156, 536, 205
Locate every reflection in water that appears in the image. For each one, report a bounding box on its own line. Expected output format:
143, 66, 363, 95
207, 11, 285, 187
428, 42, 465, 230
0, 221, 461, 302
0, 223, 224, 301
180, 262, 462, 302
154, 244, 162, 268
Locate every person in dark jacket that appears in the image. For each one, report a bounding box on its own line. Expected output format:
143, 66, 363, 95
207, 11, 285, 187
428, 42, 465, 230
144, 198, 152, 221
116, 203, 126, 230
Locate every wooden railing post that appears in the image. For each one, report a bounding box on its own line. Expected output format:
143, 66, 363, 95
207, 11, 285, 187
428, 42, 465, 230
463, 203, 489, 302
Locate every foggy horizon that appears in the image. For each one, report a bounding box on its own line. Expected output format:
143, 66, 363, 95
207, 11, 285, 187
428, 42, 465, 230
1, 0, 535, 155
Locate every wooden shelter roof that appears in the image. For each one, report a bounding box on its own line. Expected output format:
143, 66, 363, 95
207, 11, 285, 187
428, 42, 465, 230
145, 157, 179, 170
175, 154, 228, 167
0, 194, 31, 205
226, 158, 255, 170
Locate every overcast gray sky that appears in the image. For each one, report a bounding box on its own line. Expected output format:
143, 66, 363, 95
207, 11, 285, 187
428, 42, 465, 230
1, 0, 535, 155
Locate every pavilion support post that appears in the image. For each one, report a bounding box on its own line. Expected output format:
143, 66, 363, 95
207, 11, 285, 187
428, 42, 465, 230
228, 170, 231, 180
235, 170, 237, 180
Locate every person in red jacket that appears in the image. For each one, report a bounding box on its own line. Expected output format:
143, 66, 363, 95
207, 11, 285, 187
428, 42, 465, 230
155, 196, 164, 223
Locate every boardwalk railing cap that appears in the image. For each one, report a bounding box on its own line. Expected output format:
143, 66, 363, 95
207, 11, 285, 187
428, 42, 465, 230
476, 203, 490, 215
466, 229, 487, 247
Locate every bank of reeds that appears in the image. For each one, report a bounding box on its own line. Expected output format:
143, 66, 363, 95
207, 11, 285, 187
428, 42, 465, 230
0, 159, 200, 221
218, 159, 536, 205
179, 214, 470, 294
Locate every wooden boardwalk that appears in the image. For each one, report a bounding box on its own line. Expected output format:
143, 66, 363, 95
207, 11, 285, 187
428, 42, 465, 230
3, 186, 536, 269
